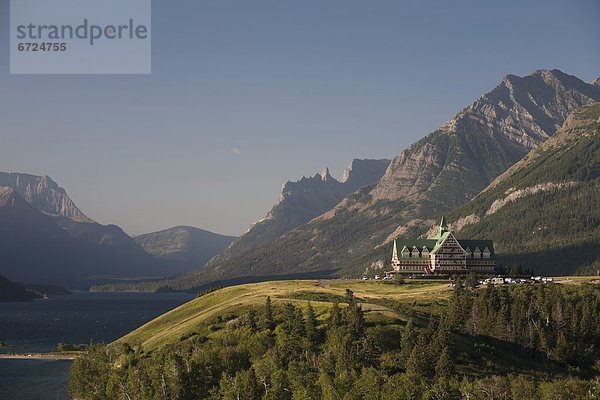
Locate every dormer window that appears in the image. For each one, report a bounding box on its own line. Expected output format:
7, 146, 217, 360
412, 246, 419, 257
465, 247, 472, 258
483, 247, 491, 259
473, 247, 481, 259
401, 246, 410, 258
422, 246, 429, 257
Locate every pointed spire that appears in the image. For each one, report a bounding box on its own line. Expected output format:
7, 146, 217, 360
392, 239, 398, 261
440, 215, 448, 229
438, 215, 449, 237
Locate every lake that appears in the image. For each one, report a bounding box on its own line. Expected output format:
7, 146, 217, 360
0, 291, 194, 399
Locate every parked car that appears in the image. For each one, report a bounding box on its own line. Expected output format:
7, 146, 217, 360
374, 275, 381, 280
361, 276, 369, 281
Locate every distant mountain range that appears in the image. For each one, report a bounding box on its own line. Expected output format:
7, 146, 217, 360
5, 69, 600, 292
0, 174, 235, 288
135, 226, 236, 271
147, 69, 600, 291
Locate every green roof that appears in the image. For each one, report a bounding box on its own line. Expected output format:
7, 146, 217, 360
459, 240, 495, 258
396, 239, 437, 258
395, 235, 495, 260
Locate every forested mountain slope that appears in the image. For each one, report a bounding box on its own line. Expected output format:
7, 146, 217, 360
444, 102, 600, 275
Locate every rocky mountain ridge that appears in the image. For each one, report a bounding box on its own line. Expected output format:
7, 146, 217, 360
204, 158, 389, 269
0, 173, 92, 222
370, 69, 600, 204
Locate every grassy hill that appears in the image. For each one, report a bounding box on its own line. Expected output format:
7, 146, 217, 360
71, 278, 600, 399
117, 279, 452, 351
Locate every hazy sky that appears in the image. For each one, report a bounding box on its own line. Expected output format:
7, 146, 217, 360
0, 0, 598, 236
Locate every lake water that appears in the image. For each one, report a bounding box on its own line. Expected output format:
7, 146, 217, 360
0, 291, 194, 399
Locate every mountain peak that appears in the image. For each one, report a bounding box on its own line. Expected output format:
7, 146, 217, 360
320, 167, 332, 181
340, 159, 391, 186
0, 172, 92, 223
371, 69, 600, 204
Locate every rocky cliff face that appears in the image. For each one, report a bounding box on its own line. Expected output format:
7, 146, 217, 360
370, 69, 600, 205
135, 226, 236, 272
205, 159, 389, 269
340, 159, 391, 190
0, 173, 92, 222
0, 186, 27, 209
165, 70, 600, 289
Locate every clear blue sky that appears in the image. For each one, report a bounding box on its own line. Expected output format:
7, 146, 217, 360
0, 0, 598, 236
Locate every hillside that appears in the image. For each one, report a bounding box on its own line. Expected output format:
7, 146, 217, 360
442, 102, 600, 275
144, 69, 600, 291
0, 274, 37, 302
135, 226, 236, 272
206, 159, 389, 269
116, 279, 451, 351
72, 278, 600, 399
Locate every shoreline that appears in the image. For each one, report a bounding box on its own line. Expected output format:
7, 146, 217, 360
0, 353, 78, 361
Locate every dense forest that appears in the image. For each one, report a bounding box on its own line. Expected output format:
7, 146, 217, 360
69, 281, 600, 399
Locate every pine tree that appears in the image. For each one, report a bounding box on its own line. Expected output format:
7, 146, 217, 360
344, 300, 365, 341
405, 345, 427, 377
261, 296, 275, 331
329, 302, 343, 329
434, 347, 454, 379
305, 302, 318, 348
400, 319, 417, 367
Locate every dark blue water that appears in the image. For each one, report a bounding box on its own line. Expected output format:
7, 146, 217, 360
0, 291, 194, 399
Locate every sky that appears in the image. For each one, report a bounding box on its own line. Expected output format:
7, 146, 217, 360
0, 0, 598, 236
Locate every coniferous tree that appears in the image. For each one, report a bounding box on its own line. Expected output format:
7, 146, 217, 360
305, 302, 319, 349
329, 302, 343, 329
434, 347, 454, 379
261, 296, 275, 331
399, 319, 417, 368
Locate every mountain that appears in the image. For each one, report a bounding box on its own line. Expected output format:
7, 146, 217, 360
134, 226, 236, 272
0, 181, 167, 288
443, 102, 600, 275
204, 159, 389, 268
155, 69, 600, 290
0, 173, 92, 222
0, 173, 145, 253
